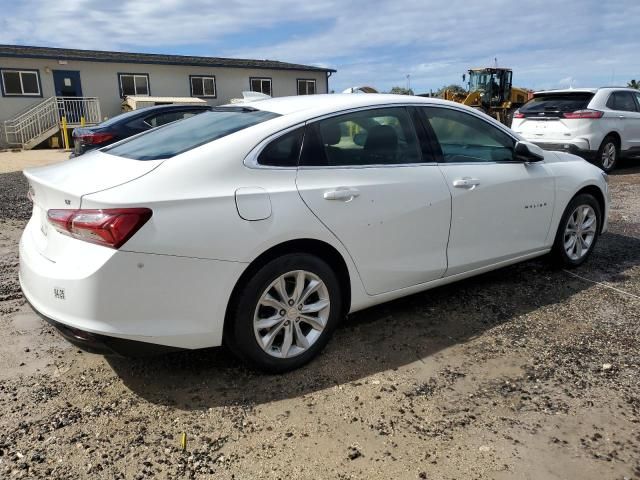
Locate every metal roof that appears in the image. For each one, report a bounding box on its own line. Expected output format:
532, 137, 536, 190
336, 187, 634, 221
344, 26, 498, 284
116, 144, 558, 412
0, 44, 336, 73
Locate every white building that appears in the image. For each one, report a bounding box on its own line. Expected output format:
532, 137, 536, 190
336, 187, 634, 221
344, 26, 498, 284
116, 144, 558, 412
0, 44, 335, 149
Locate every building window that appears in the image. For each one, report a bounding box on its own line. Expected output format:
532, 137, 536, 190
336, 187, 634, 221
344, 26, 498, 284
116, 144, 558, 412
250, 77, 272, 96
297, 79, 316, 95
119, 73, 149, 97
1, 69, 41, 96
190, 76, 216, 98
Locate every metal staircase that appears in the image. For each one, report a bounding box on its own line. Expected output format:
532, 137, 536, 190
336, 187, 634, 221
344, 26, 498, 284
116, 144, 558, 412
3, 97, 101, 150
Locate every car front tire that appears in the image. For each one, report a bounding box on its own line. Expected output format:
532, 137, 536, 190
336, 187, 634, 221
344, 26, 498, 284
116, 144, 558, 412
551, 193, 602, 268
225, 253, 343, 373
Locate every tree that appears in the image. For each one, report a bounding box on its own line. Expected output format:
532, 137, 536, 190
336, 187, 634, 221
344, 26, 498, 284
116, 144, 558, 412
388, 86, 414, 95
628, 79, 639, 89
436, 84, 466, 97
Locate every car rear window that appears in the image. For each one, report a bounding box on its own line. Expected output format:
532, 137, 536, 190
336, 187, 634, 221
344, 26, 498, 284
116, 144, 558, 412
520, 93, 594, 115
103, 107, 280, 160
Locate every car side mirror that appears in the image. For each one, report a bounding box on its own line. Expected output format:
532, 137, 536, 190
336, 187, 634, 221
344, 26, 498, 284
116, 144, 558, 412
514, 141, 545, 163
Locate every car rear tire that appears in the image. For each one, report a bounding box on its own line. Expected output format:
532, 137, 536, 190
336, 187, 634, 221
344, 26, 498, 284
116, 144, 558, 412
597, 135, 619, 172
551, 193, 602, 268
225, 253, 343, 373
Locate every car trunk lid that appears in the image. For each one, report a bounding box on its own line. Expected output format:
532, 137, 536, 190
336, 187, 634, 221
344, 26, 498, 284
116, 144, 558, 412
24, 151, 162, 260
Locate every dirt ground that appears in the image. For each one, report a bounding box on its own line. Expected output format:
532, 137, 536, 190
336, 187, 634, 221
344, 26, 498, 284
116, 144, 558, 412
1, 158, 639, 479
0, 149, 68, 174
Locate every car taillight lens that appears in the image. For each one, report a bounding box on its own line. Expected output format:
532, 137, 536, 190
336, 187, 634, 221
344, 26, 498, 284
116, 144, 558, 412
75, 132, 115, 145
562, 109, 603, 119
513, 111, 525, 119
47, 208, 152, 249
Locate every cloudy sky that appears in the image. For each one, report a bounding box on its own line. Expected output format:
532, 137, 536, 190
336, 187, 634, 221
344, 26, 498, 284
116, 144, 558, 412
1, 0, 638, 93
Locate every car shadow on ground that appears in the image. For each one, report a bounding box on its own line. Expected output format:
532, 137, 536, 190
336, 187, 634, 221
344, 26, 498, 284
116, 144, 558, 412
107, 230, 640, 409
612, 162, 640, 176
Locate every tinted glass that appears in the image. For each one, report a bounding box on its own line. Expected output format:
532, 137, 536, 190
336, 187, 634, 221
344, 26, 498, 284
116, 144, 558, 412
301, 107, 421, 166
146, 110, 199, 127
607, 92, 637, 112
298, 80, 316, 95
257, 128, 304, 167
135, 76, 148, 95
104, 108, 279, 160
2, 71, 22, 94
520, 93, 594, 114
191, 77, 203, 96
21, 72, 39, 94
121, 75, 135, 96
203, 78, 215, 96
251, 79, 271, 96
423, 107, 515, 163
635, 92, 640, 109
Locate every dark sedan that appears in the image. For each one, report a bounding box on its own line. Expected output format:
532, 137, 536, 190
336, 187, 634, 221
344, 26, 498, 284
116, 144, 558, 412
71, 104, 211, 156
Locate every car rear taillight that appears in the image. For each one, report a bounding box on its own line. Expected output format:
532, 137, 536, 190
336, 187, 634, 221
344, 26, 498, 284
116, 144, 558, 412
75, 132, 115, 145
47, 208, 152, 249
562, 109, 603, 119
513, 111, 525, 119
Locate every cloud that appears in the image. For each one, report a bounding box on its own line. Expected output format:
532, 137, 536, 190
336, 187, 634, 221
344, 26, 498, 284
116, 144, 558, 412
1, 0, 638, 93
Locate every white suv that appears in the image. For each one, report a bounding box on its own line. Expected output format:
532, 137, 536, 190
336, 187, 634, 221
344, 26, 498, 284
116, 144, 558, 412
511, 87, 640, 172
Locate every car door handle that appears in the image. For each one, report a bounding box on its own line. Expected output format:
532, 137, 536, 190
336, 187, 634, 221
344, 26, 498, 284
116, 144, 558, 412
452, 178, 481, 190
619, 115, 626, 119
323, 188, 360, 201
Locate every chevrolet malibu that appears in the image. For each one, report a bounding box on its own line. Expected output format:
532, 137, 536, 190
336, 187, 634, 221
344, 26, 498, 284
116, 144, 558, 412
20, 94, 609, 372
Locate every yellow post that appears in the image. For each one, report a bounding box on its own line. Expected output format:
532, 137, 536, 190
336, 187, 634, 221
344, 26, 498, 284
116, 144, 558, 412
80, 116, 85, 127
61, 116, 70, 150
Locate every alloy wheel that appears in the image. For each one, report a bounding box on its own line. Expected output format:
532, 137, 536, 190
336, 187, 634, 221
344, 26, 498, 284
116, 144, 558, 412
601, 142, 616, 170
253, 270, 330, 358
564, 205, 597, 261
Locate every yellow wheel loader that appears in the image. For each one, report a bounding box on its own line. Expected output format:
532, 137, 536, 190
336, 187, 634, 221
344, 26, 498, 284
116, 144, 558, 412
442, 68, 529, 126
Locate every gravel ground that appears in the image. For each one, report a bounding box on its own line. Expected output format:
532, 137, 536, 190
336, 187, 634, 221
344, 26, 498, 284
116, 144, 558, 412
1, 165, 639, 479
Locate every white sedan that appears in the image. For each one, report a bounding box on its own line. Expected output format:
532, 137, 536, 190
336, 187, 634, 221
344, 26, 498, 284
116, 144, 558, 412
19, 94, 609, 372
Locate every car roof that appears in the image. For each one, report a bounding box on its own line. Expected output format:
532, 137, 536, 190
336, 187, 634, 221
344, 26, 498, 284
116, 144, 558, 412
533, 87, 638, 95
231, 93, 456, 117
533, 88, 598, 95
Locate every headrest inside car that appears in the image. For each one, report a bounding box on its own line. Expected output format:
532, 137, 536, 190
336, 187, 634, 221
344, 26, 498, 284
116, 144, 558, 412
320, 123, 342, 146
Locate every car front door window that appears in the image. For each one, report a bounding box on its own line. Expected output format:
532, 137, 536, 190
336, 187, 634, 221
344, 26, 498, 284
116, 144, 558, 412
422, 107, 515, 163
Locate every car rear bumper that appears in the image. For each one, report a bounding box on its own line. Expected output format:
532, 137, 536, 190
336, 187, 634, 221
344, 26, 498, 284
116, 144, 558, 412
19, 219, 246, 351
531, 142, 597, 161
28, 300, 183, 356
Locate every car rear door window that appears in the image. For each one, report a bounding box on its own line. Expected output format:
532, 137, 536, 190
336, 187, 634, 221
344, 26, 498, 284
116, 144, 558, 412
257, 128, 304, 167
145, 110, 203, 127
422, 107, 515, 163
300, 107, 421, 167
607, 92, 638, 112
103, 108, 279, 160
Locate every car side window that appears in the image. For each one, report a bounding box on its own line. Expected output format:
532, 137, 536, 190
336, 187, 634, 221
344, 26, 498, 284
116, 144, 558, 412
300, 107, 421, 167
257, 128, 304, 167
607, 92, 638, 112
422, 107, 515, 163
145, 110, 202, 127
635, 92, 640, 110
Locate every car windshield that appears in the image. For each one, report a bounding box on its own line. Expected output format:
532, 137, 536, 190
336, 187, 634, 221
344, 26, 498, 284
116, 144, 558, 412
520, 93, 594, 114
103, 107, 280, 160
